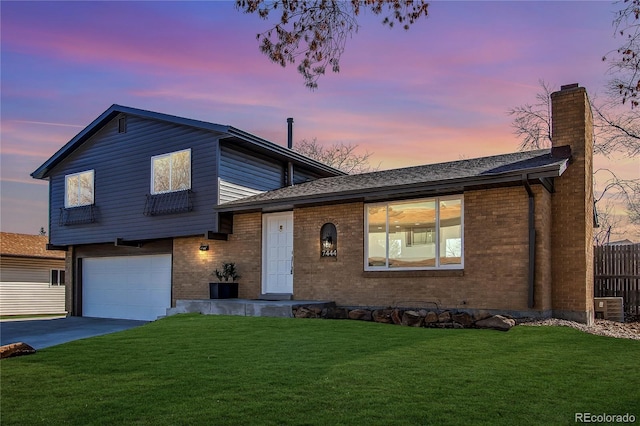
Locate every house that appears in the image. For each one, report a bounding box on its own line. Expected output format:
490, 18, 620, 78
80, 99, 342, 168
31, 106, 344, 321
0, 232, 66, 316
32, 84, 595, 324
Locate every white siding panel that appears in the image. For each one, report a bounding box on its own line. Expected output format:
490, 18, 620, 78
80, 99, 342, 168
0, 282, 66, 316
218, 179, 265, 204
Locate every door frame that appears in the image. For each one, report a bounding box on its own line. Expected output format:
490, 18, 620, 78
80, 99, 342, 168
261, 211, 294, 296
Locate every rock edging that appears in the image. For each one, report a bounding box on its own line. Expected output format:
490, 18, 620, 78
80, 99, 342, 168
293, 305, 516, 331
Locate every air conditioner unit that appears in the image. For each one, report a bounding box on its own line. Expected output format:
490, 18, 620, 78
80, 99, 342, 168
594, 297, 624, 322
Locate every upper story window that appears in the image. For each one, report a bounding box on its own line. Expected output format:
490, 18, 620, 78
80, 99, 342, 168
365, 195, 463, 270
65, 170, 94, 208
151, 149, 191, 194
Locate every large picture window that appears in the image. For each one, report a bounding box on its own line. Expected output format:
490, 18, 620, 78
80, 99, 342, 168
151, 149, 191, 194
365, 196, 463, 270
65, 170, 94, 208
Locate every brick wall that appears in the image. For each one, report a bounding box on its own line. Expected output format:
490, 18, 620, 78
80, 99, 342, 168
535, 188, 553, 311
550, 85, 595, 324
172, 212, 262, 305
293, 187, 553, 316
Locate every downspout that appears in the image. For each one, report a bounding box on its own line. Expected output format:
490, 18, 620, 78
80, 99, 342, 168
287, 118, 294, 186
522, 175, 536, 309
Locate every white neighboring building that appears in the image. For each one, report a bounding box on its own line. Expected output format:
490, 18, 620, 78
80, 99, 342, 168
0, 232, 66, 316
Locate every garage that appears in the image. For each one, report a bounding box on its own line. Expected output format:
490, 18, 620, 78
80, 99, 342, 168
82, 254, 172, 321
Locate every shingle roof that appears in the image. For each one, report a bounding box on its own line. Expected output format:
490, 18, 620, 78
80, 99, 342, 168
0, 233, 65, 259
217, 148, 570, 212
31, 104, 345, 179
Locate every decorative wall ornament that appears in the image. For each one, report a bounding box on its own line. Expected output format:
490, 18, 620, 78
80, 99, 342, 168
320, 223, 337, 257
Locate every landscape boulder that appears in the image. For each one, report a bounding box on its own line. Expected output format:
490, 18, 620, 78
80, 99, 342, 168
372, 309, 394, 324
391, 309, 404, 325
475, 315, 516, 331
322, 307, 349, 319
0, 342, 36, 359
438, 311, 451, 323
401, 310, 423, 327
348, 309, 372, 321
452, 312, 474, 328
424, 311, 439, 324
294, 307, 319, 318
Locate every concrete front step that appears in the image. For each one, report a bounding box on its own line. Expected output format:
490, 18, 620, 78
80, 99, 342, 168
259, 293, 292, 301
167, 299, 335, 318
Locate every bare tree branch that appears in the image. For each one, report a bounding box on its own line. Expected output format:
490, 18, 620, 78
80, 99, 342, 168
592, 97, 640, 157
294, 138, 380, 174
594, 168, 640, 227
509, 81, 640, 240
510, 81, 640, 157
235, 0, 429, 89
507, 80, 554, 150
593, 199, 622, 246
603, 0, 640, 107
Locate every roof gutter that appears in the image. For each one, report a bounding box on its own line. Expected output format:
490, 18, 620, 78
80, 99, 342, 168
216, 164, 566, 213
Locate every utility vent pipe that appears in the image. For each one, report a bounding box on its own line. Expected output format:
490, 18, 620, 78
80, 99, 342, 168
287, 117, 294, 149
287, 117, 294, 186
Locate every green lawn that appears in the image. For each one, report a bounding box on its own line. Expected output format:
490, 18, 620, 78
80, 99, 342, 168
2, 314, 639, 425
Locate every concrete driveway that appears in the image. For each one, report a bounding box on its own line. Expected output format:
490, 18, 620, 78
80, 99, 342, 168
0, 317, 148, 350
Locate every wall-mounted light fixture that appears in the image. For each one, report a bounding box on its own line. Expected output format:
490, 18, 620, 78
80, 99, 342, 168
199, 244, 209, 251
322, 235, 333, 250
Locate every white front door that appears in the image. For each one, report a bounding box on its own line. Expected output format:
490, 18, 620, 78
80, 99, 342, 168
262, 212, 293, 295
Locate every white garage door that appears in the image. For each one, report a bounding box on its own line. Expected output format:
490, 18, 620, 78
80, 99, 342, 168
83, 254, 172, 321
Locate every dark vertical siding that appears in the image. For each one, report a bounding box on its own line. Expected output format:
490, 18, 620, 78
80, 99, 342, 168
49, 115, 220, 245
293, 167, 327, 184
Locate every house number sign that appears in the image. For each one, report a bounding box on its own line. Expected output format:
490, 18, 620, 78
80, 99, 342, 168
322, 248, 337, 257
320, 223, 337, 257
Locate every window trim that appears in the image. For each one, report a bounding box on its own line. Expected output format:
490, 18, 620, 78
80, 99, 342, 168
150, 148, 191, 195
364, 195, 464, 271
50, 269, 65, 286
64, 170, 94, 208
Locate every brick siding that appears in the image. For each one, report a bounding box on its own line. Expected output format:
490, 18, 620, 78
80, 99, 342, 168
291, 187, 552, 315
550, 86, 595, 324
172, 212, 262, 305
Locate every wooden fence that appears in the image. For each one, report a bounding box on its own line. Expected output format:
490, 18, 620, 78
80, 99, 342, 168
594, 244, 640, 318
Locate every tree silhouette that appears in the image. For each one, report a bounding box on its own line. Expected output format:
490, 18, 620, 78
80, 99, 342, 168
508, 81, 640, 240
294, 138, 380, 174
236, 0, 429, 89
604, 0, 640, 107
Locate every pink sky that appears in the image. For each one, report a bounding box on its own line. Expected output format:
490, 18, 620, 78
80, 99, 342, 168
1, 1, 638, 239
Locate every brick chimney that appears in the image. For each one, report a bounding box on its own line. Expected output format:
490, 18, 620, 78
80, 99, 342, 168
550, 83, 594, 325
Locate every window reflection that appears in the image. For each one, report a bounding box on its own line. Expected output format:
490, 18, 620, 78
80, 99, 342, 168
366, 196, 462, 269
